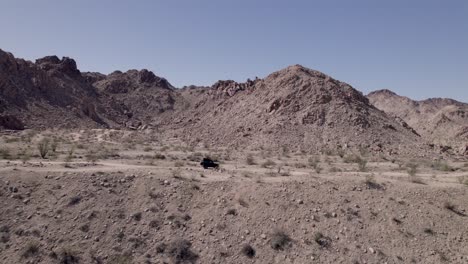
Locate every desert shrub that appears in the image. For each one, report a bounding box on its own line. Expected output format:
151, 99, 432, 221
0, 147, 11, 159
364, 174, 382, 189
246, 153, 255, 165
279, 168, 291, 176
59, 248, 80, 264
79, 224, 90, 232
21, 241, 40, 258
270, 230, 292, 251
68, 196, 82, 206
314, 165, 322, 174
423, 228, 435, 235
132, 212, 142, 221
37, 138, 50, 159
357, 158, 367, 172
153, 153, 166, 160
149, 219, 161, 229
261, 159, 276, 168
280, 146, 290, 157
143, 146, 153, 152
226, 209, 238, 216
406, 163, 418, 176
443, 201, 465, 216
85, 149, 99, 164
431, 160, 454, 172
167, 239, 198, 264
294, 162, 307, 168
241, 244, 255, 258
19, 149, 31, 163
314, 232, 331, 248
50, 139, 59, 152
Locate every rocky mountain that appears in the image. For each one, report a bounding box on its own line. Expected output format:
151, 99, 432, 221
0, 49, 430, 154
165, 65, 422, 154
368, 89, 468, 153
0, 49, 177, 130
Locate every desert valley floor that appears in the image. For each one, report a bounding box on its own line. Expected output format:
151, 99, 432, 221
1, 129, 467, 264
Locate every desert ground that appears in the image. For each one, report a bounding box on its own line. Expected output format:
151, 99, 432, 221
1, 129, 467, 264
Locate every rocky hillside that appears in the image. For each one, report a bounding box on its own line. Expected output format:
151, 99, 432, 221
166, 65, 422, 155
0, 49, 429, 155
368, 90, 468, 152
0, 49, 178, 130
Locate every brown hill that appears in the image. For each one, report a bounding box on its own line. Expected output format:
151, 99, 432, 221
0, 49, 427, 155
368, 90, 468, 152
164, 65, 422, 154
0, 49, 177, 130
0, 49, 109, 129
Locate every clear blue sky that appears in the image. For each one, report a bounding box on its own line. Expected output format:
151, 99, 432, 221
1, 0, 467, 102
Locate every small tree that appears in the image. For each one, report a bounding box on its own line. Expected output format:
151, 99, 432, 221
37, 138, 50, 159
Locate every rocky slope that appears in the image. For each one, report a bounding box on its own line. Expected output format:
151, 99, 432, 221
368, 90, 468, 153
166, 65, 422, 154
0, 49, 428, 155
0, 49, 177, 130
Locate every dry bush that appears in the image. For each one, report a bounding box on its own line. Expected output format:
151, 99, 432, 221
246, 153, 255, 165
270, 230, 292, 251
406, 162, 418, 176
261, 159, 276, 168
68, 196, 82, 206
364, 174, 382, 189
143, 146, 153, 152
431, 160, 454, 172
314, 232, 331, 248
59, 248, 80, 264
0, 147, 12, 160
443, 201, 466, 216
241, 244, 256, 258
21, 241, 40, 258
37, 138, 50, 159
167, 239, 198, 264
51, 139, 59, 152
